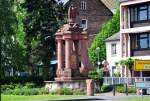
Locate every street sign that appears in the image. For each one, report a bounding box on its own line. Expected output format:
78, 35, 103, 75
135, 82, 150, 88
134, 60, 150, 71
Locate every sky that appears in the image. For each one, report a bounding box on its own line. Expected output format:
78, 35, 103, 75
61, 0, 68, 3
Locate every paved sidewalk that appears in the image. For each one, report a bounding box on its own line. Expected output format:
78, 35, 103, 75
88, 94, 150, 101
27, 92, 150, 101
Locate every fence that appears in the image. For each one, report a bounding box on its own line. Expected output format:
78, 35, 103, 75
103, 77, 150, 85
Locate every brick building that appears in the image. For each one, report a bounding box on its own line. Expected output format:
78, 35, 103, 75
66, 0, 113, 45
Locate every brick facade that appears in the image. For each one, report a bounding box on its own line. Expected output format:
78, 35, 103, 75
66, 0, 113, 45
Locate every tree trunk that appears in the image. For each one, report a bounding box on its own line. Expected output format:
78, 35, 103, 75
26, 37, 33, 76
129, 69, 132, 77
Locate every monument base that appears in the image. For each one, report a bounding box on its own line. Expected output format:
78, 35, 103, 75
55, 76, 87, 81
45, 80, 86, 92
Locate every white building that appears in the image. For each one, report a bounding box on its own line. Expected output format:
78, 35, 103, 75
106, 0, 150, 77
106, 32, 122, 77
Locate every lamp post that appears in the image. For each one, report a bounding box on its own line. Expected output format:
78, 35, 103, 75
96, 47, 101, 93
96, 47, 101, 69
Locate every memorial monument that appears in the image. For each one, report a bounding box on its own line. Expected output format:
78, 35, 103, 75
45, 5, 91, 91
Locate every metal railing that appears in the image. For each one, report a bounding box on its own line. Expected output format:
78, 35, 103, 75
103, 77, 150, 85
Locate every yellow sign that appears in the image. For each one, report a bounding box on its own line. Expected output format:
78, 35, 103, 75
134, 60, 150, 71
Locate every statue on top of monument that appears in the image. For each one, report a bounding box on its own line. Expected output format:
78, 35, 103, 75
68, 4, 78, 23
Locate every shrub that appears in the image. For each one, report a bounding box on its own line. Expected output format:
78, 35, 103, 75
0, 76, 44, 85
116, 84, 136, 93
24, 82, 35, 88
2, 89, 14, 95
128, 86, 136, 93
51, 88, 86, 95
73, 89, 86, 95
63, 88, 73, 95
101, 85, 113, 92
116, 84, 124, 93
2, 88, 49, 95
1, 82, 37, 93
52, 88, 73, 95
1, 84, 15, 93
88, 69, 104, 80
55, 89, 64, 95
14, 83, 23, 89
28, 89, 39, 95
38, 88, 49, 95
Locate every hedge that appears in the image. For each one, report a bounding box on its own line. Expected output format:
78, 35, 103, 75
0, 76, 46, 85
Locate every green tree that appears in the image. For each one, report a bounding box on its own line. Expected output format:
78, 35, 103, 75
1, 0, 27, 77
23, 0, 66, 78
117, 58, 135, 77
13, 1, 27, 72
88, 11, 120, 66
0, 0, 17, 77
88, 68, 104, 92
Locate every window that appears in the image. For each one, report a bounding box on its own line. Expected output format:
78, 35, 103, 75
149, 5, 150, 19
111, 44, 117, 56
81, 0, 86, 10
81, 19, 87, 29
137, 33, 150, 49
149, 34, 150, 47
130, 4, 150, 22
139, 6, 148, 21
139, 34, 148, 48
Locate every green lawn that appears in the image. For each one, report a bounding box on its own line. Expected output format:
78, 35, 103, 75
1, 94, 85, 101
118, 98, 150, 101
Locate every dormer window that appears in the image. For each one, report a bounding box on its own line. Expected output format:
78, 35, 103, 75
81, 0, 87, 10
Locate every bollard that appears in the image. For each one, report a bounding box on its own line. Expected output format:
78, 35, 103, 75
86, 79, 94, 96
125, 83, 128, 96
113, 83, 115, 96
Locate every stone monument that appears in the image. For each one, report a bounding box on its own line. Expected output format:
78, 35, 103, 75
55, 5, 90, 81
45, 5, 91, 92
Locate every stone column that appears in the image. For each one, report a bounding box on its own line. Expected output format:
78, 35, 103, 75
120, 34, 123, 58
125, 34, 128, 57
128, 34, 131, 57
65, 39, 71, 69
57, 39, 63, 70
73, 40, 79, 69
80, 39, 88, 74
120, 5, 124, 29
124, 6, 128, 29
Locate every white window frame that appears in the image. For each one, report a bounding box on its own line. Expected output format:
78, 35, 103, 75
111, 43, 117, 56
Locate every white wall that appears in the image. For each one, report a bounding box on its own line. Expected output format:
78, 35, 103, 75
106, 40, 121, 76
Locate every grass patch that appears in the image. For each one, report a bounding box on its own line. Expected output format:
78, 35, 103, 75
119, 98, 150, 101
1, 94, 85, 101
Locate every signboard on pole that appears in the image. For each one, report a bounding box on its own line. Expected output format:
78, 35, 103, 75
134, 60, 150, 71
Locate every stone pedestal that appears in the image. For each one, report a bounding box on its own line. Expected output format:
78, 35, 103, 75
45, 80, 86, 92
86, 79, 94, 96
